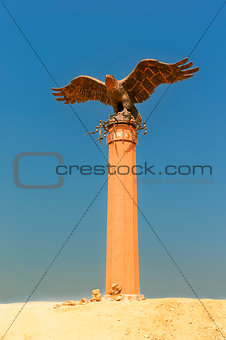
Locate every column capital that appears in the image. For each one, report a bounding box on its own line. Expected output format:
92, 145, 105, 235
107, 124, 137, 145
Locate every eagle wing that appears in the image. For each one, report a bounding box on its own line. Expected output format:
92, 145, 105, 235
120, 58, 199, 103
52, 76, 111, 105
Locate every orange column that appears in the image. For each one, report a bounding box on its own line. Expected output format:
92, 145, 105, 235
106, 123, 140, 295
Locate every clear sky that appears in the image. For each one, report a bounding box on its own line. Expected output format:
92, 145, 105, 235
0, 0, 226, 303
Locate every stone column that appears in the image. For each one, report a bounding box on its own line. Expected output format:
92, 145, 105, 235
106, 123, 140, 295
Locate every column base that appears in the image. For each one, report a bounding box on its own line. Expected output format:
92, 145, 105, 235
103, 294, 145, 302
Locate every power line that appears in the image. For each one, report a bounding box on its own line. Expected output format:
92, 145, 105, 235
145, 0, 226, 124
0, 178, 108, 340
0, 0, 108, 163
188, 0, 226, 58
114, 168, 225, 339
1, 1, 225, 339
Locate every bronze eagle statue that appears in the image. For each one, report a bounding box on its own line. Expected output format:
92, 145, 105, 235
52, 57, 199, 122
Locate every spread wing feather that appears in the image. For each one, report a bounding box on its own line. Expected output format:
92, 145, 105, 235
52, 76, 110, 105
120, 58, 199, 103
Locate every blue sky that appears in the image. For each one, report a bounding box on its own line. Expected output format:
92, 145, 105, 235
0, 0, 226, 303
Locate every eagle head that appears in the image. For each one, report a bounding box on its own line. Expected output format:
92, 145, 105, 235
105, 74, 118, 91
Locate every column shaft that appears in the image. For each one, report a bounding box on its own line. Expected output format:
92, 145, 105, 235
106, 124, 139, 294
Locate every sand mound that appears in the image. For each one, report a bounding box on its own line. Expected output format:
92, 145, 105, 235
0, 298, 226, 339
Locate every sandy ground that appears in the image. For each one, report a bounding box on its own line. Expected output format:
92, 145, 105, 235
0, 298, 226, 340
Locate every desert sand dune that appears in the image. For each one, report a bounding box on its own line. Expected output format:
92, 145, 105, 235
0, 298, 226, 339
